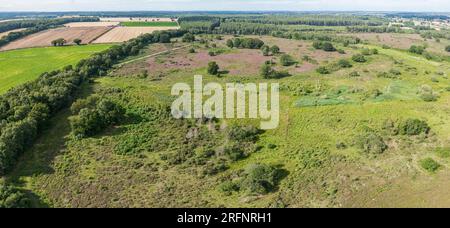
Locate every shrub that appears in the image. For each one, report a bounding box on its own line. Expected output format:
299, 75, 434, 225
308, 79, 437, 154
418, 85, 438, 102
446, 45, 450, 52
409, 45, 426, 55
420, 158, 441, 173
280, 54, 295, 66
73, 38, 82, 45
316, 66, 330, 74
322, 42, 336, 52
349, 71, 360, 77
356, 132, 388, 155
219, 181, 240, 196
188, 48, 196, 53
0, 184, 31, 208
182, 33, 195, 42
270, 45, 280, 55
399, 119, 430, 136
261, 45, 270, 56
338, 59, 352, 68
352, 54, 367, 63
240, 164, 280, 194
228, 38, 264, 49
207, 61, 220, 75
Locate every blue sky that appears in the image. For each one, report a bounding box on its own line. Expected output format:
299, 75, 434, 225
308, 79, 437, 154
0, 0, 449, 12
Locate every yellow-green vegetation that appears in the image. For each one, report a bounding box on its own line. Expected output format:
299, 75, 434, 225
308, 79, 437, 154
120, 21, 178, 27
6, 33, 450, 208
0, 44, 112, 94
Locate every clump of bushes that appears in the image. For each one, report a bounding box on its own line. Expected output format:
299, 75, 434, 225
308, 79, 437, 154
446, 45, 450, 52
316, 66, 330, 74
69, 98, 125, 138
356, 132, 388, 155
226, 37, 264, 49
219, 163, 284, 195
409, 45, 426, 55
352, 54, 367, 63
338, 59, 352, 68
420, 158, 441, 173
418, 85, 438, 102
280, 54, 296, 66
399, 119, 430, 136
313, 41, 336, 52
182, 33, 195, 42
207, 61, 220, 75
0, 184, 31, 208
260, 63, 290, 79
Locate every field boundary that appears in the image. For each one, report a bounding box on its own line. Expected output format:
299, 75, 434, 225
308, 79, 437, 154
116, 44, 191, 67
89, 26, 116, 44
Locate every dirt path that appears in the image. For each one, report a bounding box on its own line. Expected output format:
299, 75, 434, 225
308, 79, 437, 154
116, 44, 191, 67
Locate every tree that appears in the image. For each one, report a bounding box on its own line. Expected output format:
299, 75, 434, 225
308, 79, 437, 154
73, 38, 82, 45
270, 45, 280, 55
226, 39, 234, 48
207, 61, 220, 75
280, 54, 295, 66
261, 45, 270, 56
409, 45, 425, 55
260, 63, 275, 79
182, 33, 195, 42
51, 38, 67, 46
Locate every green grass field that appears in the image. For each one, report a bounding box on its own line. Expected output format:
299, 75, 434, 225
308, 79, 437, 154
7, 34, 450, 208
0, 44, 112, 94
120, 21, 179, 27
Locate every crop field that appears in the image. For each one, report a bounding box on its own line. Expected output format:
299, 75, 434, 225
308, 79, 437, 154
0, 26, 112, 51
93, 26, 177, 43
120, 21, 179, 27
100, 17, 175, 22
64, 21, 120, 27
0, 44, 112, 93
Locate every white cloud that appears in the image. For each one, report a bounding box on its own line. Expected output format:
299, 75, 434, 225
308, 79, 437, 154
0, 0, 449, 12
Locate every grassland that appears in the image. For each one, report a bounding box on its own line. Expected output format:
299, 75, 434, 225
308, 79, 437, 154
7, 33, 450, 208
120, 21, 179, 27
0, 44, 112, 94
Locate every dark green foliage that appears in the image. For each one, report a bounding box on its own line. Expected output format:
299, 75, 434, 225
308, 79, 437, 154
69, 99, 125, 138
446, 45, 450, 52
182, 33, 195, 42
356, 132, 388, 155
0, 184, 31, 208
352, 54, 367, 63
313, 41, 336, 52
399, 119, 430, 136
188, 48, 196, 53
270, 45, 280, 54
338, 59, 352, 68
420, 158, 441, 173
280, 54, 296, 66
240, 164, 281, 194
73, 38, 82, 45
260, 63, 290, 79
207, 61, 220, 75
227, 38, 264, 49
261, 45, 270, 56
409, 45, 426, 55
51, 38, 67, 46
316, 66, 330, 74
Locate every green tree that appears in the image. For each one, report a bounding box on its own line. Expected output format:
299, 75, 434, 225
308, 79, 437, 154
261, 45, 270, 56
73, 38, 82, 45
322, 42, 336, 52
270, 45, 280, 55
280, 54, 295, 66
182, 33, 195, 42
260, 63, 275, 79
226, 39, 234, 48
207, 61, 220, 75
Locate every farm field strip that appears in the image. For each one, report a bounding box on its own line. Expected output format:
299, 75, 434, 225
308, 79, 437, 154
0, 26, 113, 51
99, 17, 175, 22
120, 21, 179, 27
0, 44, 112, 93
93, 26, 177, 43
64, 21, 120, 27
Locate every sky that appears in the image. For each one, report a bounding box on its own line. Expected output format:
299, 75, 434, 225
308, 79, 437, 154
0, 0, 449, 12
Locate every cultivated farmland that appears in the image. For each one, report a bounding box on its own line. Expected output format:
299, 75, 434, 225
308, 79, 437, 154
93, 26, 177, 43
120, 21, 179, 27
0, 26, 112, 51
64, 21, 120, 27
0, 44, 112, 93
100, 17, 176, 22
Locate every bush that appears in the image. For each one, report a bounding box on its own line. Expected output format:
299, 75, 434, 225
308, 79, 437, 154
207, 61, 220, 75
338, 59, 352, 68
280, 54, 295, 66
419, 85, 438, 102
399, 119, 430, 136
349, 71, 360, 77
261, 45, 270, 56
352, 54, 367, 63
228, 38, 264, 49
446, 45, 450, 52
219, 181, 240, 196
313, 41, 336, 52
0, 184, 31, 208
69, 99, 125, 138
356, 132, 388, 155
316, 66, 330, 74
240, 164, 280, 194
409, 45, 426, 55
270, 45, 280, 55
182, 33, 195, 42
420, 158, 441, 173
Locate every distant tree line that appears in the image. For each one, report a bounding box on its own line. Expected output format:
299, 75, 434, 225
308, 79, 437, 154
0, 17, 99, 48
0, 29, 185, 175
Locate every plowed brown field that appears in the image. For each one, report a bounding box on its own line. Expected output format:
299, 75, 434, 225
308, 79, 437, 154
0, 26, 112, 51
92, 27, 177, 43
